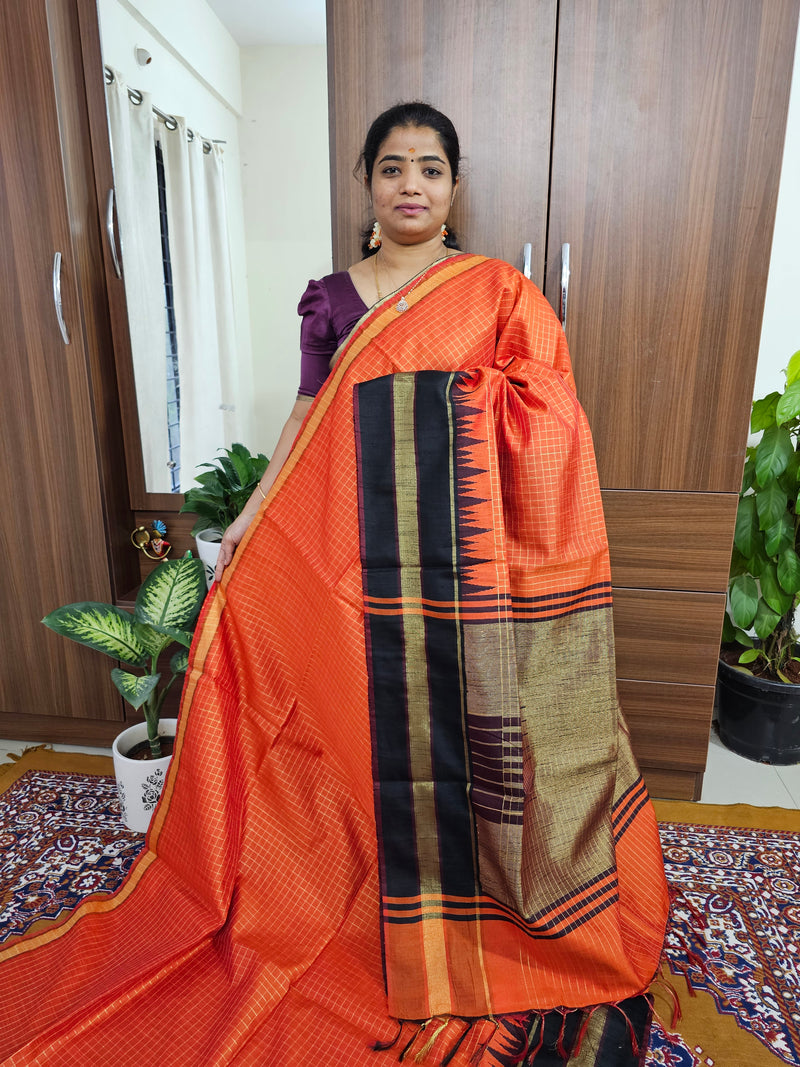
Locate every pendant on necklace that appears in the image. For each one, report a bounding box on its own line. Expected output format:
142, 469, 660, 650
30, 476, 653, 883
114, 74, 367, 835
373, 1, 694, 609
396, 296, 409, 313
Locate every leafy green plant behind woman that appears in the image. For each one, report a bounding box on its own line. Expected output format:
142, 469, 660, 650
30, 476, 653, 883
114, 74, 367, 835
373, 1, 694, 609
724, 350, 800, 682
42, 554, 206, 757
180, 443, 269, 538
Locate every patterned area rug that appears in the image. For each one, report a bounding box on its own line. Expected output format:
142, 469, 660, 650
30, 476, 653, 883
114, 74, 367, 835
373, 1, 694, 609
0, 748, 142, 946
652, 800, 800, 1067
0, 750, 797, 1064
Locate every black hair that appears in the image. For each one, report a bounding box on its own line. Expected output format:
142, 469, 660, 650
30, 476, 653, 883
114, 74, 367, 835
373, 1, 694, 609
357, 102, 461, 258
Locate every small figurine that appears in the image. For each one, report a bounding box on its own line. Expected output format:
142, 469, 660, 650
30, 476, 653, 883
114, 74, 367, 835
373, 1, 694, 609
148, 519, 170, 558
130, 519, 172, 560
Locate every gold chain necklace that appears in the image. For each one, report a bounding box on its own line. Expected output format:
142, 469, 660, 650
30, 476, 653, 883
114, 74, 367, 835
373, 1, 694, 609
373, 251, 449, 313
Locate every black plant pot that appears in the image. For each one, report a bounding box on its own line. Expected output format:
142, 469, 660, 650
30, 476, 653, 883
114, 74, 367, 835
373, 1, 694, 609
716, 658, 800, 765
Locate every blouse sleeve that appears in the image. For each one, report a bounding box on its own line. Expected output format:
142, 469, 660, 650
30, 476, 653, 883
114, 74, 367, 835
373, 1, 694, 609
297, 278, 338, 398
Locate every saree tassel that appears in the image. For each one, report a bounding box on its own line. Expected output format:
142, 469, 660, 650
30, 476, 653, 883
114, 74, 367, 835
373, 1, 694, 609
469, 1018, 499, 1065
670, 886, 707, 932
400, 1019, 430, 1063
523, 1013, 545, 1064
651, 973, 684, 1029
555, 1009, 570, 1060
372, 1018, 406, 1052
570, 1006, 600, 1060
669, 887, 709, 957
673, 927, 708, 981
505, 1011, 542, 1065
671, 959, 698, 997
414, 1017, 450, 1063
440, 1019, 473, 1066
614, 1005, 639, 1058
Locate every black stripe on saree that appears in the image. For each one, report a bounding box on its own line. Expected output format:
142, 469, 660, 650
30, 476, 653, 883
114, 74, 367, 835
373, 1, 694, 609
355, 371, 480, 905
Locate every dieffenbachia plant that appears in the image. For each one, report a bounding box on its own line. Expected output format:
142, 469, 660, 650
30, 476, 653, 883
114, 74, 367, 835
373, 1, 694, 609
43, 553, 206, 756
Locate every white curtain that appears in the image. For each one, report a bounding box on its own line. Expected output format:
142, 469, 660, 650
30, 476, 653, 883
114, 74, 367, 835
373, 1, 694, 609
105, 75, 238, 493
105, 72, 170, 492
159, 120, 236, 488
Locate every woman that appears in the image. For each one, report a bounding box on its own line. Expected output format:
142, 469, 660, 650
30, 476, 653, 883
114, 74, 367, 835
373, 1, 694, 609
0, 104, 668, 1066
214, 102, 466, 581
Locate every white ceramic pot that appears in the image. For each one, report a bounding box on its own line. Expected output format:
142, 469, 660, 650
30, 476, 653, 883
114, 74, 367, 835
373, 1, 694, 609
195, 528, 223, 589
112, 718, 177, 833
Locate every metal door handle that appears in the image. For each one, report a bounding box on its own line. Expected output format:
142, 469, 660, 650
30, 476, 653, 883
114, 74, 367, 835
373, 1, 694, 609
560, 243, 570, 329
52, 252, 70, 344
106, 187, 122, 278
522, 242, 532, 279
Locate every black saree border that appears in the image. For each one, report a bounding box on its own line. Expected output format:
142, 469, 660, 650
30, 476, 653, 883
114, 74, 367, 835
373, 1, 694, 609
355, 371, 480, 904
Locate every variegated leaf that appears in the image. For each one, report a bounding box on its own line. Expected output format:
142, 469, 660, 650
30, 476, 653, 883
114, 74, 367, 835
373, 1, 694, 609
151, 624, 194, 649
43, 603, 148, 667
135, 554, 205, 632
170, 648, 190, 675
111, 668, 160, 710
133, 621, 170, 659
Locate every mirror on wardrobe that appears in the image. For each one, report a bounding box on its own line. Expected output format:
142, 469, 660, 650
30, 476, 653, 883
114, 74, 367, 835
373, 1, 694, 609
95, 0, 331, 501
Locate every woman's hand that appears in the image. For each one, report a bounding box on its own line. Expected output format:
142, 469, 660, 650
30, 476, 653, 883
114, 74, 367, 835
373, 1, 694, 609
214, 508, 257, 583
211, 395, 313, 584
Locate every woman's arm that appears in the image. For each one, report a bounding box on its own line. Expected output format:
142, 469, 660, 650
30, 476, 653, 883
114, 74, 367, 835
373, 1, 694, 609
213, 395, 313, 581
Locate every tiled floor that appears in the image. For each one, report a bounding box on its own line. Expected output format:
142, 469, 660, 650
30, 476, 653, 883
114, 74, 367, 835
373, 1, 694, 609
700, 724, 800, 808
1, 726, 799, 808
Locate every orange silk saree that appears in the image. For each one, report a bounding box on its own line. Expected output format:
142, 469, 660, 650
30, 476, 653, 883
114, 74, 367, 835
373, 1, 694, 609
0, 255, 668, 1065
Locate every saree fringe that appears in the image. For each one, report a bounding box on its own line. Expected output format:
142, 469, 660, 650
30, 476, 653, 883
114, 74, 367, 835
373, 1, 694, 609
651, 973, 683, 1030
369, 997, 657, 1064
667, 885, 711, 988
524, 1013, 546, 1063
399, 1020, 431, 1062
415, 1018, 451, 1062
570, 1007, 597, 1060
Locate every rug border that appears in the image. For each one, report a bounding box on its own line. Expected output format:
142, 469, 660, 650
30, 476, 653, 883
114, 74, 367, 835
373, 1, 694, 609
653, 798, 800, 832
2, 754, 797, 830
0, 747, 114, 790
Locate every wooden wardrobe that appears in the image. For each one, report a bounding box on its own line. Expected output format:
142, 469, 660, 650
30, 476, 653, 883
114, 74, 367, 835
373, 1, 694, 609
327, 0, 800, 798
0, 0, 136, 745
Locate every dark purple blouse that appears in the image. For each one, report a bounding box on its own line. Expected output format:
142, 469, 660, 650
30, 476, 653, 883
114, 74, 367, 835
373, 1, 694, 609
297, 272, 368, 397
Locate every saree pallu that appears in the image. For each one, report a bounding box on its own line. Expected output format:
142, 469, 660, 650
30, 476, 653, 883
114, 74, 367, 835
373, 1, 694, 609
0, 255, 668, 1065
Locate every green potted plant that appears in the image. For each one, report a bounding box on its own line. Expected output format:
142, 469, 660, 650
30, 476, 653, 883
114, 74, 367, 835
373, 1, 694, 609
719, 349, 800, 764
42, 553, 206, 830
180, 443, 269, 586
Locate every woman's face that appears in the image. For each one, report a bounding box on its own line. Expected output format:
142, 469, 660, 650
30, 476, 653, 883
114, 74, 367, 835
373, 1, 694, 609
368, 125, 457, 247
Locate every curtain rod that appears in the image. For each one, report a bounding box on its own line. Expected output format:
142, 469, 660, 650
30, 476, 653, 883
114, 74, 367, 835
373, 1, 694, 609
104, 67, 225, 154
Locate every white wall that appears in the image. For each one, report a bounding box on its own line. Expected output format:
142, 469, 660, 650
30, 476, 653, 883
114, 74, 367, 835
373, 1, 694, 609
239, 44, 332, 454
108, 0, 242, 113
751, 27, 800, 404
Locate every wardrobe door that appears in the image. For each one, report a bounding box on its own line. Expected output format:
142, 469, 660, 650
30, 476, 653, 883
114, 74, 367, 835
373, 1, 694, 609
327, 0, 557, 277
544, 0, 800, 798
546, 0, 799, 494
0, 0, 124, 732
326, 0, 800, 798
